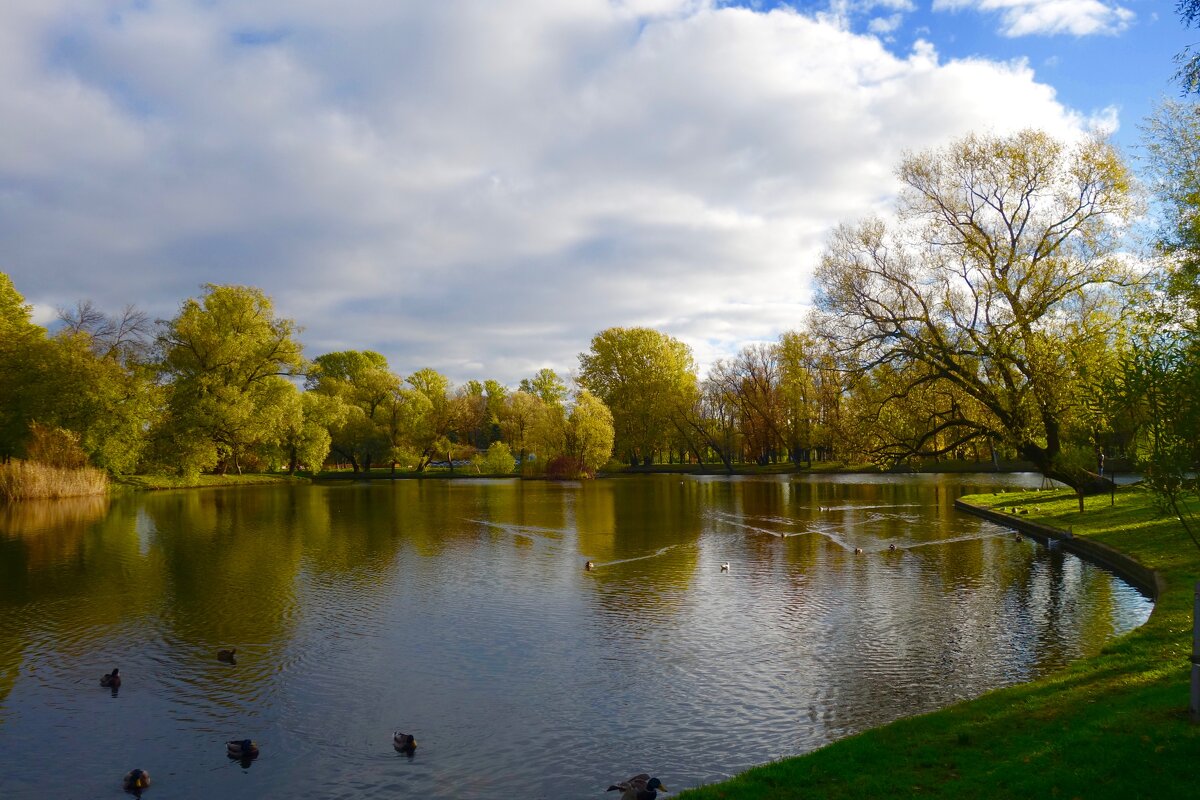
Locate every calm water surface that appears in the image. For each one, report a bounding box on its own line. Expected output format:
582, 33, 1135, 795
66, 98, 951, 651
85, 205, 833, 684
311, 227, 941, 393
0, 474, 1152, 799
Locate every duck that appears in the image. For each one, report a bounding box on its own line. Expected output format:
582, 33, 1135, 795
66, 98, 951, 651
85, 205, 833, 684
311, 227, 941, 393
720, 562, 730, 572
1015, 533, 1023, 542
607, 774, 667, 800
585, 561, 596, 571
854, 547, 863, 555
101, 668, 121, 688
393, 731, 417, 753
888, 544, 897, 552
123, 768, 150, 793
217, 648, 237, 663
226, 739, 259, 759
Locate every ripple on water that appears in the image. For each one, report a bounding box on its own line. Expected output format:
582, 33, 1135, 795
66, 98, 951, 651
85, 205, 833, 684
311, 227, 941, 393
0, 478, 1154, 799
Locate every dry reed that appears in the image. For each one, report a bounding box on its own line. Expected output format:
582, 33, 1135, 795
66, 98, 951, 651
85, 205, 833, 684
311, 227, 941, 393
0, 459, 109, 502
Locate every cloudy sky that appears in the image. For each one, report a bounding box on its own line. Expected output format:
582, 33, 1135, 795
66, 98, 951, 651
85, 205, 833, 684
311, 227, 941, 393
0, 0, 1190, 384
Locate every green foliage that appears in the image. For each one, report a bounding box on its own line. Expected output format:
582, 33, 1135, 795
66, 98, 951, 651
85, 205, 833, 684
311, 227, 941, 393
0, 273, 158, 471
565, 389, 615, 476
307, 350, 399, 471
154, 284, 305, 476
578, 327, 698, 465
815, 130, 1135, 490
519, 368, 567, 408
1120, 319, 1200, 547
470, 441, 516, 475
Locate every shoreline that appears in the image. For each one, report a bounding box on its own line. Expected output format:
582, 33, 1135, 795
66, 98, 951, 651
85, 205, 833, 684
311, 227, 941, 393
677, 485, 1197, 799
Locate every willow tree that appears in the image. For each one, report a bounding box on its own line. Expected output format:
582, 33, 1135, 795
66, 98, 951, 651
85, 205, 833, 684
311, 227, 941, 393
578, 327, 698, 466
156, 284, 306, 476
815, 130, 1135, 496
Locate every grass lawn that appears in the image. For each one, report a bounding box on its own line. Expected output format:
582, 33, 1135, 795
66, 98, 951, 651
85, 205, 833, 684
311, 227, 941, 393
678, 486, 1200, 799
115, 472, 311, 490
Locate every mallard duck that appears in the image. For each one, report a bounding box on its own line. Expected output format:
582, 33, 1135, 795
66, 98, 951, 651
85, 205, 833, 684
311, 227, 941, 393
123, 768, 150, 792
585, 561, 596, 571
720, 562, 730, 572
607, 774, 667, 800
217, 648, 237, 663
101, 668, 121, 688
226, 739, 259, 759
393, 731, 417, 753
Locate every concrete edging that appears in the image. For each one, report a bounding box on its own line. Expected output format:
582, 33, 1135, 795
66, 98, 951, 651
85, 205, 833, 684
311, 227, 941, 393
954, 498, 1165, 601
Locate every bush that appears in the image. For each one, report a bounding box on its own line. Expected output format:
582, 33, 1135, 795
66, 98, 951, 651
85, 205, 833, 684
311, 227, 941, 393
482, 442, 516, 475
545, 455, 587, 479
23, 422, 89, 468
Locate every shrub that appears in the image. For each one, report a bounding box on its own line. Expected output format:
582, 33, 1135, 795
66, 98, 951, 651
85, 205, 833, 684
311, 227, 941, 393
24, 422, 88, 468
482, 442, 516, 475
545, 455, 587, 479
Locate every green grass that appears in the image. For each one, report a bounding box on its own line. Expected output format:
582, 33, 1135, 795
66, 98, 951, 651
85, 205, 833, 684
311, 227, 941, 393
115, 472, 311, 490
314, 467, 520, 480
678, 485, 1200, 799
600, 459, 1038, 477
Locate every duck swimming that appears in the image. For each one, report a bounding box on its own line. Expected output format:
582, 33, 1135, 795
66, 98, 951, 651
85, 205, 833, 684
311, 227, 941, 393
101, 668, 121, 688
393, 732, 417, 753
608, 774, 667, 800
123, 768, 150, 793
720, 562, 730, 572
585, 561, 595, 571
854, 547, 863, 555
217, 648, 237, 663
226, 739, 259, 759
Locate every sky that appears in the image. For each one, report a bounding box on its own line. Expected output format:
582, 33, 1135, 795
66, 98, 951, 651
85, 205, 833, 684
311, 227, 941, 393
0, 0, 1194, 386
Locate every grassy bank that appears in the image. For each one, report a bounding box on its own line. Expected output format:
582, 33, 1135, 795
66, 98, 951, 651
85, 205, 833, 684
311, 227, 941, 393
115, 473, 310, 491
678, 486, 1200, 799
0, 459, 109, 501
600, 459, 1039, 477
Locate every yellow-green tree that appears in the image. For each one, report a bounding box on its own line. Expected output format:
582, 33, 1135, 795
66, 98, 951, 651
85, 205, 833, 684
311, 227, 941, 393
565, 389, 615, 476
155, 284, 305, 476
815, 130, 1135, 494
306, 350, 397, 472
578, 327, 698, 465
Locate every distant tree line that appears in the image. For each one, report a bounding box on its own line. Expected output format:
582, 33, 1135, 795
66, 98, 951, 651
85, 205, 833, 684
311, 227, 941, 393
1, 125, 1197, 494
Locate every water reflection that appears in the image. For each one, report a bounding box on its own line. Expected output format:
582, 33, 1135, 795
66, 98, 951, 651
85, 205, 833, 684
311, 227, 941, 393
0, 475, 1151, 799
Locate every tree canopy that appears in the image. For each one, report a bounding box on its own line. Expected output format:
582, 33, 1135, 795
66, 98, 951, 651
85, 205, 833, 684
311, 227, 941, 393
578, 327, 698, 465
814, 130, 1135, 492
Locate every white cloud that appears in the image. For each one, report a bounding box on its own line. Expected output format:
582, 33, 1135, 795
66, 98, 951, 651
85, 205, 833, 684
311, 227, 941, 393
0, 1, 1100, 383
933, 0, 1134, 37
869, 13, 906, 34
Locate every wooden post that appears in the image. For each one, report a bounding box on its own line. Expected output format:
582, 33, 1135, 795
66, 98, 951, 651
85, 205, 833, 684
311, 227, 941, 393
1192, 581, 1200, 724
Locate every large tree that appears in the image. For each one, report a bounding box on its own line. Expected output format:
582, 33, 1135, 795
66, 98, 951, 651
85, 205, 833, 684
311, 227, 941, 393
0, 274, 158, 471
814, 130, 1135, 496
155, 284, 305, 475
306, 350, 398, 472
0, 273, 48, 460
577, 327, 698, 465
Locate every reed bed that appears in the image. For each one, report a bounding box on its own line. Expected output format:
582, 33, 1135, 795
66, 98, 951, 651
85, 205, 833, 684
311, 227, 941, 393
0, 459, 109, 502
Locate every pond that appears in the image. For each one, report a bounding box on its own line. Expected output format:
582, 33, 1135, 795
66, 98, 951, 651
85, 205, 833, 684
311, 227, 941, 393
0, 474, 1152, 799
